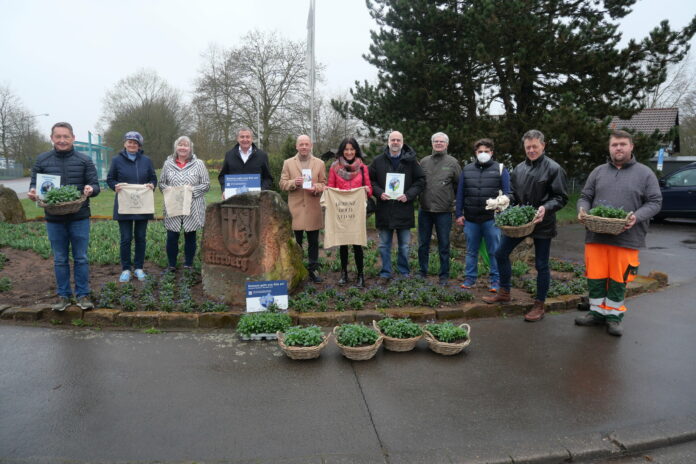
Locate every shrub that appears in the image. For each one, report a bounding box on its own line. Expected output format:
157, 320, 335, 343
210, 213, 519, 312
425, 322, 468, 343
236, 312, 292, 336
282, 325, 324, 347
335, 323, 379, 347
377, 318, 423, 339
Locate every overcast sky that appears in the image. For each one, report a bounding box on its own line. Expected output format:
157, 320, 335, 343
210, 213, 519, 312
1, 0, 694, 142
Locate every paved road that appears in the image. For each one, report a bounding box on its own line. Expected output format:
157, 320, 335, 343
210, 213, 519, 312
1, 222, 695, 463
0, 177, 30, 199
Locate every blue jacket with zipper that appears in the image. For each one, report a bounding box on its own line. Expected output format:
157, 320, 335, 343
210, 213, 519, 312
106, 149, 158, 220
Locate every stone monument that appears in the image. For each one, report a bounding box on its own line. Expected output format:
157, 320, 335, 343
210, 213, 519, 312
201, 191, 307, 305
0, 185, 26, 224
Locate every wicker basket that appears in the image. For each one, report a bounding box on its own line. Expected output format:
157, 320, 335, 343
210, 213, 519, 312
37, 195, 87, 215
424, 323, 472, 356
580, 208, 632, 235
333, 326, 384, 361
372, 320, 422, 352
498, 220, 535, 238
276, 331, 330, 360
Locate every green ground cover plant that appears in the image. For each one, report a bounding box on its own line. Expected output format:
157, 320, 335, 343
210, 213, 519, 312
335, 323, 379, 347
424, 322, 468, 343
43, 185, 81, 204
377, 318, 422, 339
0, 251, 6, 270
495, 205, 537, 227
588, 205, 628, 218
0, 277, 11, 292
282, 325, 324, 347
236, 312, 292, 336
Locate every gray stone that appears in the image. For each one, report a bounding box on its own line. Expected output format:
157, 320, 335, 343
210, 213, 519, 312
201, 191, 307, 305
0, 184, 27, 223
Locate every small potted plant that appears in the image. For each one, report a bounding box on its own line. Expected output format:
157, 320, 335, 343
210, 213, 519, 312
37, 185, 86, 215
495, 205, 537, 238
579, 205, 632, 235
277, 325, 330, 360
333, 323, 383, 361
374, 318, 423, 352
236, 311, 292, 340
423, 322, 471, 356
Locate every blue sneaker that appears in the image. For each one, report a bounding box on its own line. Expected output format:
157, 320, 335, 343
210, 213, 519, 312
134, 269, 147, 281
460, 280, 476, 289
119, 270, 132, 283
489, 281, 500, 293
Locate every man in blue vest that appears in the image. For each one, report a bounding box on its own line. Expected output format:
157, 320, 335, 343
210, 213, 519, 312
455, 138, 510, 292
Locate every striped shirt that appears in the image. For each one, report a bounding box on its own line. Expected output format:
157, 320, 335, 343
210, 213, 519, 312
159, 154, 211, 232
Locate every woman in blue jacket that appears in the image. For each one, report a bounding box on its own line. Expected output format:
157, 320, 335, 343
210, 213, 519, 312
106, 131, 157, 282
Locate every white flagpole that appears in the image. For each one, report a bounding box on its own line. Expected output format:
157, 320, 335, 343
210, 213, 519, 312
307, 0, 316, 146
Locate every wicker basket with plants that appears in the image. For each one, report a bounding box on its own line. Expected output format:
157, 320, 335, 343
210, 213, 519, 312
37, 185, 87, 215
579, 205, 632, 235
495, 205, 537, 238
373, 318, 423, 352
423, 322, 471, 356
277, 325, 330, 360
333, 323, 383, 361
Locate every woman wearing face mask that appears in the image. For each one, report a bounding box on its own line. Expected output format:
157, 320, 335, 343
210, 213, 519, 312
455, 138, 511, 292
327, 137, 373, 288
106, 131, 157, 282
159, 136, 210, 272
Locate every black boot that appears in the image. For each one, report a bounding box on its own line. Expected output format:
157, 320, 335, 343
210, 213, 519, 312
309, 270, 323, 283
338, 269, 348, 286
356, 273, 365, 288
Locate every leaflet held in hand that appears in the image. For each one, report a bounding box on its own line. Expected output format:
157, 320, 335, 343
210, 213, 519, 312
36, 173, 60, 200
224, 174, 261, 199
302, 169, 313, 189
385, 172, 405, 199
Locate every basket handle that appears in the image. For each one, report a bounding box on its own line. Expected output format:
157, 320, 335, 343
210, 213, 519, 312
458, 323, 472, 340
372, 320, 383, 334
276, 331, 286, 349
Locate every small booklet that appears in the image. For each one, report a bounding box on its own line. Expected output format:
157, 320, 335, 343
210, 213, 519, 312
302, 169, 313, 189
385, 172, 405, 199
224, 174, 261, 199
246, 280, 289, 313
36, 173, 60, 200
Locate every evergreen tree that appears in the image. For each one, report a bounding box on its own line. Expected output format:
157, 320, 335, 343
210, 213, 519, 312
343, 0, 696, 176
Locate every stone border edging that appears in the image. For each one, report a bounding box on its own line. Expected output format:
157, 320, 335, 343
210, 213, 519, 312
0, 273, 666, 329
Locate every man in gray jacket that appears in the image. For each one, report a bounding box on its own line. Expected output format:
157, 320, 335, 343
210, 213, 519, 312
575, 130, 662, 336
417, 132, 461, 285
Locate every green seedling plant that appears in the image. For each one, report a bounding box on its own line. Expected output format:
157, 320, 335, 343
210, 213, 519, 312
0, 251, 6, 270
335, 323, 379, 347
377, 318, 423, 339
236, 312, 292, 336
425, 322, 468, 343
588, 205, 628, 218
282, 325, 324, 347
143, 327, 162, 334
495, 205, 537, 227
43, 185, 81, 204
71, 319, 88, 327
0, 277, 11, 292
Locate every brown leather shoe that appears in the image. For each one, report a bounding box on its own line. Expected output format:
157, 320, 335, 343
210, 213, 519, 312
524, 300, 545, 322
482, 288, 511, 304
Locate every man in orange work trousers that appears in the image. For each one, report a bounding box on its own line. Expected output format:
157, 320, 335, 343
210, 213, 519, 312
575, 130, 662, 336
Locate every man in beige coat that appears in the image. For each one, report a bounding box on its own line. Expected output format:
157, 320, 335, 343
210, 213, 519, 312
280, 135, 327, 282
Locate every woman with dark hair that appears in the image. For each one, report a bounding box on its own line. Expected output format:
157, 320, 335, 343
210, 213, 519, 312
327, 137, 373, 287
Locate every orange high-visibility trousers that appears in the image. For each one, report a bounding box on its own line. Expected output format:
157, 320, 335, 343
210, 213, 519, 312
585, 243, 640, 320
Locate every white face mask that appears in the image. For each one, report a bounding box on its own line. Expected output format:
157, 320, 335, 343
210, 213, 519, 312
476, 152, 492, 164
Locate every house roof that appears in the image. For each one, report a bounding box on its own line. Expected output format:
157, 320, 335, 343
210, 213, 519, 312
609, 108, 679, 135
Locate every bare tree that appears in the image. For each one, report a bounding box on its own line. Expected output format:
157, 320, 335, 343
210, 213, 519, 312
193, 30, 319, 153
644, 52, 696, 110
99, 69, 192, 165
0, 84, 49, 168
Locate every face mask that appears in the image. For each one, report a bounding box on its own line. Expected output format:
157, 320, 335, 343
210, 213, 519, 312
476, 152, 492, 164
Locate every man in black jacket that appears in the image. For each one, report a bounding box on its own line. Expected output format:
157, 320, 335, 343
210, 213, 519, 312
369, 131, 426, 280
28, 122, 100, 311
218, 127, 273, 198
483, 130, 568, 323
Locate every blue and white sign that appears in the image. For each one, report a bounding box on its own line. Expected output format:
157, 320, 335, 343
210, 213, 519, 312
224, 174, 261, 199
656, 148, 665, 172
245, 280, 288, 313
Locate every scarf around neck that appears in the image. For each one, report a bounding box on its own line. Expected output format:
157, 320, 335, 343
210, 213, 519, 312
332, 156, 364, 181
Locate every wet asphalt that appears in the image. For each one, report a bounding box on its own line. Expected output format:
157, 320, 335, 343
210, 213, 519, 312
1, 221, 695, 463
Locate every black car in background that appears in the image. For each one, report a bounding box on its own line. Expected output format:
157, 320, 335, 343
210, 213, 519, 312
654, 162, 696, 221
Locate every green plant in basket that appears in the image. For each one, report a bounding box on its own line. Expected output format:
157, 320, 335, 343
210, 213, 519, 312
236, 312, 292, 336
425, 322, 469, 343
377, 318, 422, 339
495, 205, 537, 227
336, 323, 379, 347
588, 205, 628, 219
43, 185, 81, 204
282, 326, 324, 347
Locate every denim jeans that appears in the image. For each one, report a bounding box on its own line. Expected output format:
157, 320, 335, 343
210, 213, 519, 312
497, 235, 552, 301
417, 210, 452, 278
166, 230, 197, 267
294, 230, 320, 272
46, 219, 91, 298
463, 219, 500, 283
118, 220, 148, 270
378, 228, 411, 277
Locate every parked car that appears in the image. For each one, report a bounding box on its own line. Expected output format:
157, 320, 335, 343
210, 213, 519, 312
654, 162, 696, 221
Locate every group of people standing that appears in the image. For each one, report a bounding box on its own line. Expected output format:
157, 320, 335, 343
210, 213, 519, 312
28, 122, 661, 336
